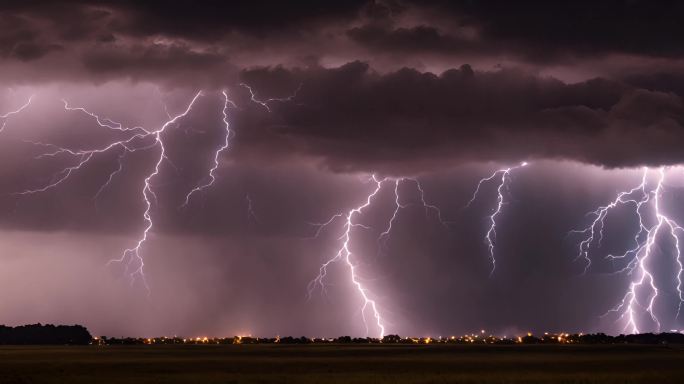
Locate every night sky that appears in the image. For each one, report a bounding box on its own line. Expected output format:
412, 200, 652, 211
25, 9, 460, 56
1, 1, 684, 338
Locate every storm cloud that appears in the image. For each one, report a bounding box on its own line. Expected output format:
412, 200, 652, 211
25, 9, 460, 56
2, 1, 684, 169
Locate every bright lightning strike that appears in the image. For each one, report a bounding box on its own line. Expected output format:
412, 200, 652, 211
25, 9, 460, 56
466, 162, 528, 275
107, 92, 203, 292
308, 175, 387, 338
12, 84, 298, 291
308, 175, 447, 337
181, 90, 234, 208
62, 99, 147, 133
569, 169, 650, 275
572, 167, 684, 333
10, 90, 240, 293
0, 95, 33, 133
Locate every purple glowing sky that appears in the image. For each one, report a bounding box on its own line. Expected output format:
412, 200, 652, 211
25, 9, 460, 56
1, 1, 684, 337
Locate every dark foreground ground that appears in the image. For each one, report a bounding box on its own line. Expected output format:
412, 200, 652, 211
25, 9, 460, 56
1, 344, 683, 383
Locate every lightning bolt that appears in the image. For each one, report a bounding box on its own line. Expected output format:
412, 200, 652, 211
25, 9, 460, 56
12, 91, 191, 196
240, 82, 302, 112
413, 178, 447, 225
106, 91, 203, 292
308, 175, 446, 337
308, 175, 387, 338
0, 95, 33, 133
377, 179, 407, 247
62, 99, 148, 134
466, 162, 528, 275
378, 178, 447, 253
11, 91, 244, 294
180, 90, 235, 208
93, 149, 126, 202
572, 167, 684, 333
569, 169, 650, 275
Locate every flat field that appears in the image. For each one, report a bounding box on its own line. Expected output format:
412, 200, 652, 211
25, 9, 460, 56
0, 344, 683, 383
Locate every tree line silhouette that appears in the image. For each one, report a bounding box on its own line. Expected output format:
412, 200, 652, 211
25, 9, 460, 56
2, 323, 684, 346
0, 324, 91, 345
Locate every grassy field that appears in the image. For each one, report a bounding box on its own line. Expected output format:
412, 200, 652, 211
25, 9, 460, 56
0, 344, 683, 383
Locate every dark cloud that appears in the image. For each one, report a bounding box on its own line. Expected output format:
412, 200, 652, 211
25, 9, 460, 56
347, 25, 477, 54
0, 13, 59, 61
419, 0, 684, 59
341, 1, 684, 66
622, 71, 684, 99
238, 63, 682, 171
80, 44, 234, 85
109, 0, 368, 39
2, 1, 684, 84
0, 0, 368, 43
